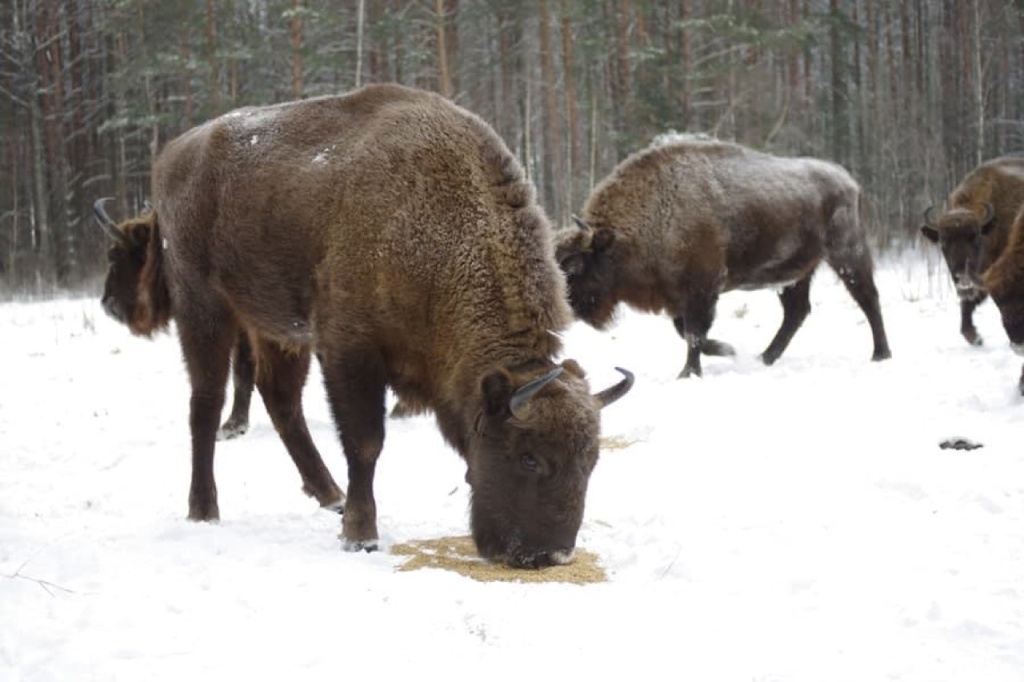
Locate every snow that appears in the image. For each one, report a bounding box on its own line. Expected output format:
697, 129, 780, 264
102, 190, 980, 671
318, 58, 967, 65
3, 250, 1023, 682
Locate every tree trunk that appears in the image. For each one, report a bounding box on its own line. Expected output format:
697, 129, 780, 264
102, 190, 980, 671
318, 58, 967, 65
560, 0, 579, 214
538, 0, 562, 223
435, 0, 451, 97
291, 0, 303, 99
206, 0, 221, 114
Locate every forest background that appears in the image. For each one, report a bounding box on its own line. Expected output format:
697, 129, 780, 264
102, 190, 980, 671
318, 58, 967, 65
2, 0, 1023, 295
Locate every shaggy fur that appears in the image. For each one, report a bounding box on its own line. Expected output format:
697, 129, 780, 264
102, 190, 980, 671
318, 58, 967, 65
102, 83, 632, 568
982, 204, 1024, 394
921, 155, 1024, 346
555, 135, 891, 377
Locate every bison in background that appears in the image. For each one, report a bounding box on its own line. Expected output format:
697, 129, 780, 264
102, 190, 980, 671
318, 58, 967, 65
982, 203, 1024, 395
555, 134, 891, 378
97, 83, 633, 569
95, 200, 257, 441
920, 155, 1024, 346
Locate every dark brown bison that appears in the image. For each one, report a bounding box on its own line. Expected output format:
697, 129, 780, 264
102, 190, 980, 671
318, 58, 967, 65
555, 134, 891, 378
920, 155, 1024, 346
95, 200, 256, 441
97, 83, 633, 568
982, 204, 1024, 395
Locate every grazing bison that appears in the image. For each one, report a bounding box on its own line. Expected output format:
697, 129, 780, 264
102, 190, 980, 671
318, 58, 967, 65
920, 155, 1024, 346
555, 134, 891, 377
95, 200, 257, 441
97, 83, 633, 568
982, 204, 1024, 394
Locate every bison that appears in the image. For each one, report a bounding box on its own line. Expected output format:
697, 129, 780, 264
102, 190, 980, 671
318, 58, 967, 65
920, 155, 1024, 346
97, 83, 633, 568
982, 203, 1024, 395
95, 201, 257, 440
555, 134, 891, 378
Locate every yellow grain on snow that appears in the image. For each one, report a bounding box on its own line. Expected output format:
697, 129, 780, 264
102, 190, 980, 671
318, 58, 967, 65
391, 536, 606, 584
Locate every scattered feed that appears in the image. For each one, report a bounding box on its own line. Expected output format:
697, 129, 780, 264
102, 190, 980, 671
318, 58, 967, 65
392, 535, 606, 584
600, 435, 639, 451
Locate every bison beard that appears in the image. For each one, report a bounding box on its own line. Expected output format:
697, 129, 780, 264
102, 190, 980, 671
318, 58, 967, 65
96, 83, 633, 568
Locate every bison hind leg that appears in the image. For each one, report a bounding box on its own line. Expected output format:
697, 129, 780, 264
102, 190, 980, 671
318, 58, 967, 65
761, 276, 813, 365
217, 332, 255, 440
253, 339, 344, 511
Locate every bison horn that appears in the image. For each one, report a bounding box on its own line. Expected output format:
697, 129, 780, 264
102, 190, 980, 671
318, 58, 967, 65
509, 367, 564, 420
572, 214, 594, 250
594, 367, 634, 408
922, 205, 939, 228
93, 197, 128, 247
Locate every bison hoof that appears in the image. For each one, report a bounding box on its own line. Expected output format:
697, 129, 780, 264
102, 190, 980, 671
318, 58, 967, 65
216, 419, 249, 441
187, 504, 220, 522
322, 498, 345, 515
872, 348, 892, 361
702, 339, 735, 357
342, 537, 379, 553
678, 366, 702, 379
963, 333, 983, 347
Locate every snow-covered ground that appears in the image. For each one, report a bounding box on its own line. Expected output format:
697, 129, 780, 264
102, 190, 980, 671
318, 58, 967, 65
2, 249, 1022, 682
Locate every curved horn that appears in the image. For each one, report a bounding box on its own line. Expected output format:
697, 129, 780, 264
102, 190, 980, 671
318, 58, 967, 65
977, 201, 995, 226
93, 198, 128, 246
572, 214, 594, 250
509, 367, 564, 420
594, 367, 634, 408
922, 205, 939, 228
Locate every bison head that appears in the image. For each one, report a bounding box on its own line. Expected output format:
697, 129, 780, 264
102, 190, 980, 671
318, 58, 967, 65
920, 202, 996, 298
554, 216, 620, 329
93, 198, 171, 337
465, 362, 633, 568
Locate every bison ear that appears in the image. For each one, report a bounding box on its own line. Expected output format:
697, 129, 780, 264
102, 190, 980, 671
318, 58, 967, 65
592, 227, 615, 253
920, 225, 939, 244
481, 370, 514, 417
560, 358, 586, 379
125, 222, 153, 251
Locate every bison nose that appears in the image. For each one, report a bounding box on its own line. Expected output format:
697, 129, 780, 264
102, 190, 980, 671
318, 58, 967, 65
102, 295, 127, 323
509, 546, 576, 569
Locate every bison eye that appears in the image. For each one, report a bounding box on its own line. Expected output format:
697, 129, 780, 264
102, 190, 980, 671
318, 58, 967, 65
520, 453, 540, 473
562, 255, 585, 277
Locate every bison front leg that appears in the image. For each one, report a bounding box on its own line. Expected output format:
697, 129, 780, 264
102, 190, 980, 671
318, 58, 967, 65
960, 294, 986, 346
672, 290, 720, 378
255, 340, 344, 513
322, 352, 387, 552
762, 275, 812, 365
217, 332, 255, 441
